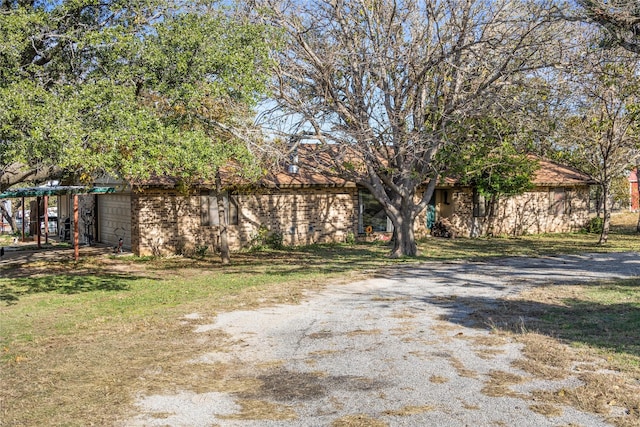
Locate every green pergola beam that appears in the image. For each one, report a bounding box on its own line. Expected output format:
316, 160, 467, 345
0, 186, 115, 199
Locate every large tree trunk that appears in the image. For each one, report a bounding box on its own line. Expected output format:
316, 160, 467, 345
389, 208, 418, 258
599, 183, 611, 244
215, 173, 231, 265
636, 166, 640, 233
385, 180, 436, 258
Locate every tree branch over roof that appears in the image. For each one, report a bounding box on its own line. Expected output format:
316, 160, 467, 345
577, 0, 640, 53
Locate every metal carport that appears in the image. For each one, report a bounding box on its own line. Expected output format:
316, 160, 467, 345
0, 186, 114, 260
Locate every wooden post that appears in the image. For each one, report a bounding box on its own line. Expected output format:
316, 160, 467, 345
21, 197, 25, 242
44, 195, 49, 245
37, 196, 41, 249
73, 194, 79, 261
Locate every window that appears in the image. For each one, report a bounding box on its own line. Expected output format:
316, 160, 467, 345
549, 187, 566, 215
473, 189, 487, 217
443, 190, 450, 205
201, 192, 238, 226
358, 190, 392, 233
589, 185, 602, 213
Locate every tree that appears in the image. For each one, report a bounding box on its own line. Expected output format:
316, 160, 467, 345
577, 0, 640, 53
254, 0, 573, 257
450, 118, 539, 210
556, 51, 640, 243
575, 1, 640, 232
0, 1, 272, 262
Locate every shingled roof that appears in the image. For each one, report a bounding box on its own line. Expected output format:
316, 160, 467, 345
532, 159, 594, 186
259, 157, 593, 188
135, 155, 593, 189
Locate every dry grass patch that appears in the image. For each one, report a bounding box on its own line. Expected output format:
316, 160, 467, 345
511, 334, 573, 380
389, 321, 420, 335
389, 310, 416, 319
449, 357, 478, 378
481, 370, 528, 398
308, 331, 334, 339
461, 401, 480, 410
1, 320, 236, 426
532, 372, 640, 427
494, 330, 640, 427
383, 405, 436, 416
347, 328, 382, 337
429, 375, 449, 384
461, 334, 509, 347
431, 321, 465, 335
475, 348, 506, 360
479, 278, 640, 427
331, 414, 388, 427
529, 403, 564, 417
254, 360, 286, 370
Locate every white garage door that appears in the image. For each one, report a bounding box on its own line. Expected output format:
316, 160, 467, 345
98, 194, 131, 249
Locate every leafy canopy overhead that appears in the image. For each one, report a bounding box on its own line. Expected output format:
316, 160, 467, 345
0, 0, 273, 190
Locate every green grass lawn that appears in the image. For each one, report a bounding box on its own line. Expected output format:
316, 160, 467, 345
0, 212, 638, 426
545, 279, 640, 370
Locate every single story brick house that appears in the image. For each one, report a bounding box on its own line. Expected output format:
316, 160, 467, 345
57, 158, 594, 256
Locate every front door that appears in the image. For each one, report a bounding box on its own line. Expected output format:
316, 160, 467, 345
426, 196, 436, 230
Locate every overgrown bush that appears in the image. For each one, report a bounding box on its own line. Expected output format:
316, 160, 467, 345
264, 231, 284, 249
194, 245, 209, 257
250, 225, 284, 250
582, 216, 603, 234
345, 231, 356, 245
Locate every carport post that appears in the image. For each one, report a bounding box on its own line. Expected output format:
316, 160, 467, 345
73, 194, 79, 261
36, 196, 41, 249
44, 195, 49, 245
21, 196, 25, 242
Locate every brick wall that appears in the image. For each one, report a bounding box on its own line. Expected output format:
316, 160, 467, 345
129, 184, 591, 256
446, 186, 591, 237
131, 187, 358, 256
236, 187, 357, 247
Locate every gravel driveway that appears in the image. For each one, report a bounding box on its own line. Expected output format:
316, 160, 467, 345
125, 252, 640, 427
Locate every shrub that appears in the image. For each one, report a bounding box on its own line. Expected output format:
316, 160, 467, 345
249, 225, 284, 250
582, 216, 603, 234
264, 231, 284, 250
345, 231, 356, 245
194, 245, 209, 257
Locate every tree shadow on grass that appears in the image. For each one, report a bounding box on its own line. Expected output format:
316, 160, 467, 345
429, 282, 640, 359
141, 243, 410, 276
0, 274, 140, 305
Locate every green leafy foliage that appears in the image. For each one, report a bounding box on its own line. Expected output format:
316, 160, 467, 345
582, 216, 604, 234
249, 225, 285, 251
441, 117, 539, 198
0, 1, 273, 188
